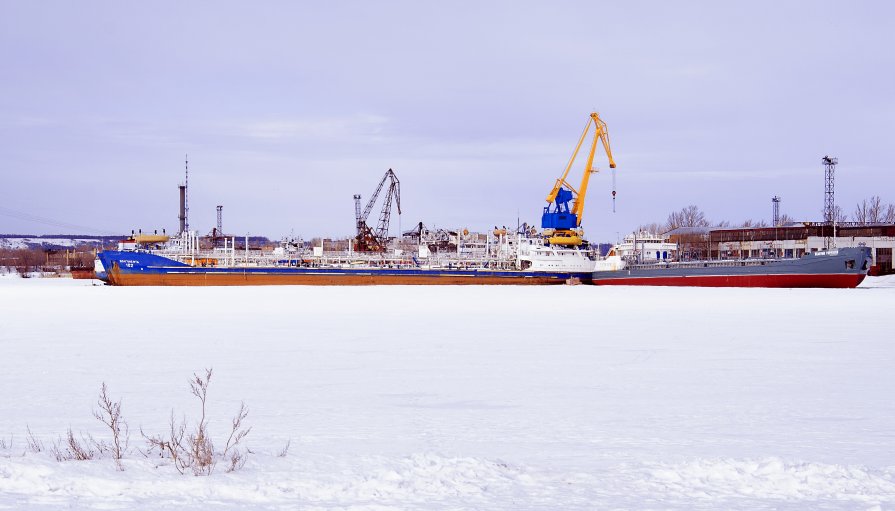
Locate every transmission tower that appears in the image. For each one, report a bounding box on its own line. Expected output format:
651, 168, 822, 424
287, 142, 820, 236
772, 196, 781, 226
822, 155, 838, 248
216, 205, 223, 235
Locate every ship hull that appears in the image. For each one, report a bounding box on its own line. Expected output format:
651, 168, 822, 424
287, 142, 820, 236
106, 271, 584, 286
591, 273, 864, 288
592, 247, 871, 288
98, 251, 590, 286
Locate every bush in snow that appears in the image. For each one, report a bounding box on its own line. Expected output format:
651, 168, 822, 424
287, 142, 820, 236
14, 371, 250, 474
25, 426, 44, 453
143, 368, 252, 475
42, 384, 125, 465
51, 428, 96, 461
94, 382, 128, 470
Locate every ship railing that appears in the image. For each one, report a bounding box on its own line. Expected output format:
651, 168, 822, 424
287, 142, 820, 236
626, 258, 784, 270
153, 246, 524, 270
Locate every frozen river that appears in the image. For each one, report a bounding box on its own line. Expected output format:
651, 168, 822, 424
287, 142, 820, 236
1, 276, 893, 509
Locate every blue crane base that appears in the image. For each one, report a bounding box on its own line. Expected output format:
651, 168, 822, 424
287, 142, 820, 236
541, 211, 578, 230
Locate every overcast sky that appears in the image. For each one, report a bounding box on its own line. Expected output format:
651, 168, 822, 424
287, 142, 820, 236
1, 1, 892, 241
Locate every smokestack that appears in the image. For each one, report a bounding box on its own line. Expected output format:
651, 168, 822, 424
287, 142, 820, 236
178, 184, 186, 234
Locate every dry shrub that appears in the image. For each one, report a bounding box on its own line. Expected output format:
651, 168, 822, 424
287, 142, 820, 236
143, 411, 189, 474
93, 382, 128, 470
26, 426, 43, 453
52, 428, 95, 461
187, 369, 215, 475
144, 368, 251, 475
18, 371, 250, 474
277, 439, 291, 458
222, 401, 251, 472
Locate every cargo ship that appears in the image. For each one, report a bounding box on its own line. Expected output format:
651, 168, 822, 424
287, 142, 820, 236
96, 232, 597, 286
591, 245, 872, 288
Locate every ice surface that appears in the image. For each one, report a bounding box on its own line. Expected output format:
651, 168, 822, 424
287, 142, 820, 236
1, 277, 894, 509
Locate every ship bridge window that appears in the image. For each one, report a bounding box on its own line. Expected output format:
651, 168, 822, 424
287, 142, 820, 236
846, 259, 855, 269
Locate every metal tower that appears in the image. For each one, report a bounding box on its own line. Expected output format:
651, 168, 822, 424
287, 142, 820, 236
822, 156, 837, 223
178, 184, 186, 234
822, 155, 838, 248
184, 154, 190, 233
353, 194, 362, 234
216, 205, 223, 234
772, 196, 781, 226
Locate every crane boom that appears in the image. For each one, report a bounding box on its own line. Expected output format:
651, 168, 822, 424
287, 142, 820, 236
375, 175, 401, 240
361, 171, 390, 223
541, 112, 615, 245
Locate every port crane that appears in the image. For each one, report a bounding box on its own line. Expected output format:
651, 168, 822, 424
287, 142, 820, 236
354, 168, 401, 252
541, 112, 616, 246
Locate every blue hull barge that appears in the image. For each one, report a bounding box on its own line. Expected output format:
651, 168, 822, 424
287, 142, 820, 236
96, 248, 595, 286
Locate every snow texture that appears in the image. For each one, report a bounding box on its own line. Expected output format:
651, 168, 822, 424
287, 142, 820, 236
1, 276, 894, 509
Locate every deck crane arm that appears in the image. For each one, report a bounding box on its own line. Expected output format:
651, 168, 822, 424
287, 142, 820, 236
541, 112, 616, 245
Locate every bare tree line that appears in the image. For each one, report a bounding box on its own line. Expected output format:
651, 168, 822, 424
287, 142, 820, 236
640, 196, 895, 234
0, 247, 96, 275
853, 196, 895, 224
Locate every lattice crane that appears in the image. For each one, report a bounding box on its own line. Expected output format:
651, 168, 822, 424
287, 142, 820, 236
353, 168, 401, 252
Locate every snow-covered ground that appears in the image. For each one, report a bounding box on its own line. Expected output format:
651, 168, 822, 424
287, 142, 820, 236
1, 277, 894, 509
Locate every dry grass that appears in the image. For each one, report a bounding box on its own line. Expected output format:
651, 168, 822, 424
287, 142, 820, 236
143, 368, 252, 476
93, 382, 128, 470
26, 426, 44, 453
277, 439, 291, 458
16, 370, 252, 474
52, 428, 95, 461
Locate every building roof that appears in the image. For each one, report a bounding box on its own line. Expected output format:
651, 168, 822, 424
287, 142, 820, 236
665, 226, 714, 236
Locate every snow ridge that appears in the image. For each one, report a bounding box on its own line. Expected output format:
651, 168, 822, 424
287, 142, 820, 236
641, 457, 895, 504
0, 452, 530, 510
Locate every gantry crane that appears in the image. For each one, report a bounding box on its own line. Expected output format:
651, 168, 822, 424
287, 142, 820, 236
354, 168, 401, 252
541, 112, 616, 246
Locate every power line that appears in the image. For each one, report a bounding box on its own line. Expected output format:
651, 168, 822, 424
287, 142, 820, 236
0, 206, 119, 235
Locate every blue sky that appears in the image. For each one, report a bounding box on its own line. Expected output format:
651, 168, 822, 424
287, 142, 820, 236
1, 1, 892, 241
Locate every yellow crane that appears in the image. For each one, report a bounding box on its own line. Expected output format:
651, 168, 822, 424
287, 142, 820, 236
541, 112, 616, 246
